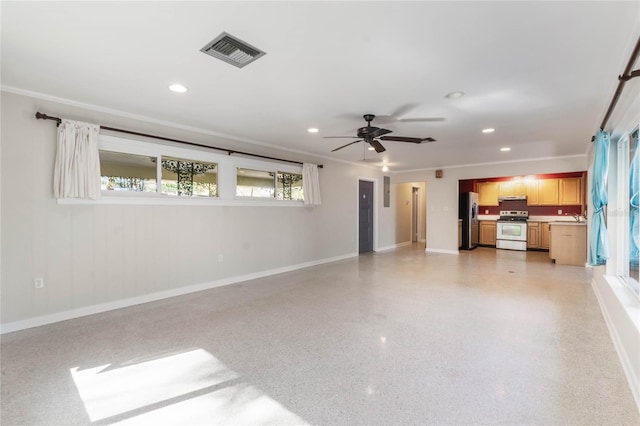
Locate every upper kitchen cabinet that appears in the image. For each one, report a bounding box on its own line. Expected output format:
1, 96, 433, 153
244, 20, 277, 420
526, 180, 540, 205
538, 178, 560, 205
525, 179, 555, 206
499, 181, 527, 197
525, 177, 582, 206
478, 182, 499, 206
472, 173, 585, 207
559, 177, 583, 205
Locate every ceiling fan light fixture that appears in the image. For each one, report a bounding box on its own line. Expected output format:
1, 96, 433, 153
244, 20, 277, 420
368, 147, 375, 151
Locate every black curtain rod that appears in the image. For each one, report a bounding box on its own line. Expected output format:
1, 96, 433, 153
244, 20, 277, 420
593, 35, 640, 140
35, 112, 322, 168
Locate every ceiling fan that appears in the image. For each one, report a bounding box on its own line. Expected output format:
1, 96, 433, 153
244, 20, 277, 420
324, 114, 436, 153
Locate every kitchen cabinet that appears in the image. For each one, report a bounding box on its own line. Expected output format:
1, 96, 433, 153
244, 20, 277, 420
540, 222, 550, 249
527, 221, 550, 250
559, 177, 582, 205
479, 221, 497, 246
478, 176, 583, 207
526, 180, 540, 205
549, 223, 587, 266
539, 178, 559, 205
527, 222, 540, 248
499, 181, 527, 197
477, 182, 499, 206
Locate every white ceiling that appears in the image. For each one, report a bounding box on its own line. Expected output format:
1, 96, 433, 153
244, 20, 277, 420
2, 1, 639, 172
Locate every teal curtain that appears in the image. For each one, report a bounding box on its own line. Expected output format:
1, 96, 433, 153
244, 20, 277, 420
630, 131, 639, 268
589, 129, 610, 266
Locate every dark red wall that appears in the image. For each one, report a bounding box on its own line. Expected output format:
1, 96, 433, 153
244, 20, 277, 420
478, 200, 582, 216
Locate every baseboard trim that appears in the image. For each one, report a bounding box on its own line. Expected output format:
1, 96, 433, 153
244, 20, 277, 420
425, 248, 460, 255
591, 276, 640, 413
0, 252, 358, 334
376, 241, 412, 252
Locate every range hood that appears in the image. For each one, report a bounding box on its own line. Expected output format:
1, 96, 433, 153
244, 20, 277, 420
498, 195, 527, 202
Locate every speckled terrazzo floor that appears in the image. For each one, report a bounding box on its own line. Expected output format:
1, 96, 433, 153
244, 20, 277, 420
1, 245, 639, 425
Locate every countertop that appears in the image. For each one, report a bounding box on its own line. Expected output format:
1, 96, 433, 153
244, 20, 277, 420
548, 221, 587, 226
477, 215, 586, 223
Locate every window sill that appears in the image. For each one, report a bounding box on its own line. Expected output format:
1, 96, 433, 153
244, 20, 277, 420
603, 274, 640, 331
57, 194, 308, 207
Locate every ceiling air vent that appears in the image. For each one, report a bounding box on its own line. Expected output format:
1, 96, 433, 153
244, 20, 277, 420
200, 32, 266, 68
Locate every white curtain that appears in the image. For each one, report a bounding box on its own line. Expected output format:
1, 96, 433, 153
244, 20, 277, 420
302, 163, 321, 205
53, 119, 101, 199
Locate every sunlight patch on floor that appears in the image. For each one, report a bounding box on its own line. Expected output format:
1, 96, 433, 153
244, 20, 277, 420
70, 348, 307, 425
111, 382, 308, 425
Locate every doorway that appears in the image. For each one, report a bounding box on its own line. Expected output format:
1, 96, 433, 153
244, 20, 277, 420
412, 187, 419, 242
359, 180, 374, 253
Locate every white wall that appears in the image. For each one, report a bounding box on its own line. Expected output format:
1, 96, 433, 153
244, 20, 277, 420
1, 92, 394, 331
393, 157, 588, 253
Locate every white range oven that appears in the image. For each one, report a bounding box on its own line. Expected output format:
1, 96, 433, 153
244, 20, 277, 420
496, 210, 528, 251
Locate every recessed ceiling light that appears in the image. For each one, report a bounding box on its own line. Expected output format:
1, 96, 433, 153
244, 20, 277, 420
445, 91, 465, 99
307, 128, 319, 133
169, 84, 188, 93
500, 147, 511, 152
482, 128, 495, 133
382, 165, 389, 172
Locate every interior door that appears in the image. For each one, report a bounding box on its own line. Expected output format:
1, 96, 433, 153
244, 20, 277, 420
359, 180, 374, 253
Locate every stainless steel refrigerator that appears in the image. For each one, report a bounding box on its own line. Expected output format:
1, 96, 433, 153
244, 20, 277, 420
459, 192, 479, 250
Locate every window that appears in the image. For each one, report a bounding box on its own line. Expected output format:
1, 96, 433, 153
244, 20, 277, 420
100, 151, 157, 193
89, 134, 308, 206
236, 168, 276, 198
613, 128, 639, 296
158, 156, 217, 197
276, 172, 303, 201
628, 130, 639, 294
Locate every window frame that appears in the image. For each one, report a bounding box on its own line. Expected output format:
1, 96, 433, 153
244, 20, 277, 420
609, 128, 640, 299
59, 134, 306, 207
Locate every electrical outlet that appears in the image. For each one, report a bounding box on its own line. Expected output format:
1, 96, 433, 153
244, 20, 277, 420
34, 278, 44, 289
557, 209, 562, 215
217, 254, 223, 262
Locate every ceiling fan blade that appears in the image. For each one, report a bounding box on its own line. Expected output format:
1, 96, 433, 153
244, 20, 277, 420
323, 136, 360, 139
369, 139, 386, 153
380, 136, 436, 143
391, 103, 421, 118
397, 117, 446, 123
372, 103, 421, 124
331, 140, 362, 152
369, 127, 392, 138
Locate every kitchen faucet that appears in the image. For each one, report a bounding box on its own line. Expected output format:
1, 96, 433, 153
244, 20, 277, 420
573, 214, 581, 222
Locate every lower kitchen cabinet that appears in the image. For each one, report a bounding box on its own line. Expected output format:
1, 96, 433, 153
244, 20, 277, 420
527, 221, 550, 250
527, 222, 540, 248
549, 223, 587, 265
540, 222, 550, 249
479, 221, 496, 246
